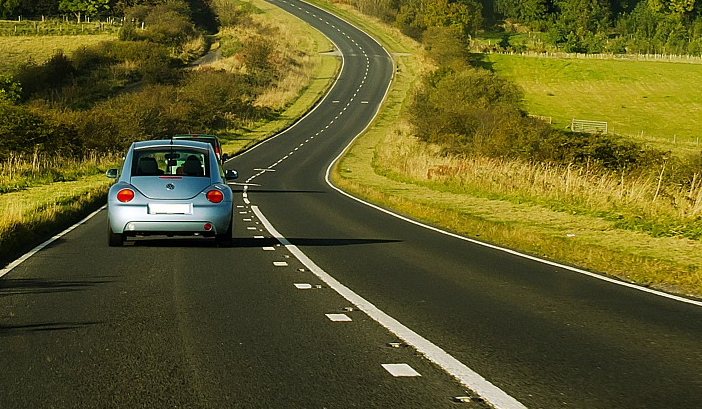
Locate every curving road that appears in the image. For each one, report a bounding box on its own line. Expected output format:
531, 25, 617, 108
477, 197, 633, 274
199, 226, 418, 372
1, 1, 702, 408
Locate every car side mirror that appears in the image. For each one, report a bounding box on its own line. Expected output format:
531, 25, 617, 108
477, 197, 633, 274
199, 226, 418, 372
106, 168, 119, 179
224, 169, 238, 181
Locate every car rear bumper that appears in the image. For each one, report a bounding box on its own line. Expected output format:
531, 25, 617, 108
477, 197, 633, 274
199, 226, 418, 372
108, 202, 232, 235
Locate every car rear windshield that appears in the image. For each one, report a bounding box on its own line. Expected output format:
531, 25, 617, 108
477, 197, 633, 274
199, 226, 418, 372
172, 135, 220, 154
132, 148, 209, 177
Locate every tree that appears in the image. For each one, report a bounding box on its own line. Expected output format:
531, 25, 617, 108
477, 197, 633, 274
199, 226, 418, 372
0, 0, 20, 18
423, 0, 483, 38
59, 0, 110, 23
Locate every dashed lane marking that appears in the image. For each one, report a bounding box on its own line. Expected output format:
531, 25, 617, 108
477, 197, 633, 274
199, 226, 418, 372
382, 363, 421, 377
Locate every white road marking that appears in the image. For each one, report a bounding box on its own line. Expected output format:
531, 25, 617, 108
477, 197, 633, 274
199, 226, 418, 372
251, 206, 527, 409
0, 206, 105, 278
382, 363, 421, 377
273, 261, 288, 267
325, 313, 352, 322
324, 153, 702, 310
263, 247, 276, 251
294, 283, 313, 289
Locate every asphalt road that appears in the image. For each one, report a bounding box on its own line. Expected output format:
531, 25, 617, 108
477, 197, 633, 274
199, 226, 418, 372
2, 1, 702, 408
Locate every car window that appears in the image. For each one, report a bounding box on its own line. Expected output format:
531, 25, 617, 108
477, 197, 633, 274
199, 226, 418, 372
132, 148, 209, 177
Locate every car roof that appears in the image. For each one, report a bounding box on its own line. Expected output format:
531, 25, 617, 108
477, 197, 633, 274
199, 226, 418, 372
133, 139, 212, 150
172, 134, 219, 140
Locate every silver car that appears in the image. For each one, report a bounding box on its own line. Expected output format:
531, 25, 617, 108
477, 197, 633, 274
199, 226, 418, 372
106, 139, 238, 247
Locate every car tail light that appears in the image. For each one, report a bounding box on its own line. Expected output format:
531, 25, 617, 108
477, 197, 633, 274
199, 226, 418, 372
117, 189, 135, 203
204, 223, 213, 231
206, 189, 224, 203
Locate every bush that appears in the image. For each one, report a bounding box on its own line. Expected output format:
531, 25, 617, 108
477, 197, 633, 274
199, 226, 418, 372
0, 102, 81, 160
71, 44, 114, 74
409, 65, 671, 174
0, 75, 21, 103
410, 66, 524, 151
179, 68, 271, 130
97, 40, 179, 84
14, 51, 76, 100
242, 36, 280, 88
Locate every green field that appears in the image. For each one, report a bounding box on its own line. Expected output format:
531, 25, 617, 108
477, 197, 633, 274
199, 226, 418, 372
0, 34, 116, 74
487, 54, 702, 156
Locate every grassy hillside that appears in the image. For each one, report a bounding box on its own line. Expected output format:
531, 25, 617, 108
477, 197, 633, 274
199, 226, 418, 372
487, 54, 702, 156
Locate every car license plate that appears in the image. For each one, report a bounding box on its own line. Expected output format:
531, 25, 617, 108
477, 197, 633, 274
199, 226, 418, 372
148, 203, 192, 214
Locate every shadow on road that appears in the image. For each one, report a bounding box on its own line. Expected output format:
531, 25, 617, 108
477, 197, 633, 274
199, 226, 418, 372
0, 277, 116, 297
124, 236, 402, 248
233, 237, 402, 248
0, 321, 104, 337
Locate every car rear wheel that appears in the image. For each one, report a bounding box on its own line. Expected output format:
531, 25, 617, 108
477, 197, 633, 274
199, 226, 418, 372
215, 217, 233, 247
108, 221, 124, 247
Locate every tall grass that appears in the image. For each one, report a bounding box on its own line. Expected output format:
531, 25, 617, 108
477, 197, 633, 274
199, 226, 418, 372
0, 176, 111, 265
375, 128, 702, 239
0, 152, 119, 264
0, 151, 121, 194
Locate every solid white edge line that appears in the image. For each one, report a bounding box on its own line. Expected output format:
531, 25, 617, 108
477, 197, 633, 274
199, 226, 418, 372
0, 205, 107, 278
324, 154, 702, 308
251, 205, 527, 409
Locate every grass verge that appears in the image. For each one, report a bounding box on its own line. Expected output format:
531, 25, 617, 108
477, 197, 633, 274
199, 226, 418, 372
321, 2, 702, 298
0, 174, 112, 267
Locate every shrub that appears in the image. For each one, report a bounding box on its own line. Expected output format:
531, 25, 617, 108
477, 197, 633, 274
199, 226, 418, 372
409, 65, 671, 174
242, 36, 280, 88
0, 75, 22, 103
14, 51, 76, 100
178, 68, 270, 130
410, 66, 524, 151
0, 102, 82, 160
71, 44, 114, 74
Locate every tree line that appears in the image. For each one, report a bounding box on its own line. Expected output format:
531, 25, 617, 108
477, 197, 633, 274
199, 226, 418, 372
345, 0, 702, 55
5, 1, 702, 54
2, 0, 216, 30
